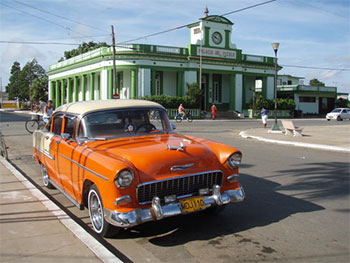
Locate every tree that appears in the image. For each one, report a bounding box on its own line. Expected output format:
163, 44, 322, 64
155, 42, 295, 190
21, 59, 46, 102
335, 98, 350, 108
31, 75, 48, 102
309, 78, 325, 87
186, 82, 203, 108
6, 62, 22, 100
60, 41, 108, 61
6, 59, 47, 102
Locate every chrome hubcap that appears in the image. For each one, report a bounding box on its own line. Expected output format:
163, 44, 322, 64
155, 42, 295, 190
42, 166, 49, 186
89, 191, 103, 232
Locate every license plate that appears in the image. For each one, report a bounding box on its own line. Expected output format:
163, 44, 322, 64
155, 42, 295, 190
180, 197, 205, 213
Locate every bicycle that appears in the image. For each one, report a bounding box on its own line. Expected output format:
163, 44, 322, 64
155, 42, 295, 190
0, 129, 8, 160
174, 111, 193, 123
25, 114, 46, 134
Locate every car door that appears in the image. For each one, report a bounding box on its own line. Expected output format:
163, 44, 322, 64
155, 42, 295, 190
46, 114, 65, 189
55, 115, 80, 204
346, 109, 350, 119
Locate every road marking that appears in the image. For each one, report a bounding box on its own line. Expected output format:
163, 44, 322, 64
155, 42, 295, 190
0, 158, 123, 263
239, 131, 350, 153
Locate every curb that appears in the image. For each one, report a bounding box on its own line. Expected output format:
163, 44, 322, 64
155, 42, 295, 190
239, 131, 350, 153
0, 157, 123, 263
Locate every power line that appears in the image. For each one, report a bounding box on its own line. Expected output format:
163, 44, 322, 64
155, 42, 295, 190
118, 0, 277, 44
221, 0, 277, 16
0, 40, 137, 50
0, 40, 80, 46
281, 64, 350, 71
12, 0, 109, 33
1, 2, 88, 38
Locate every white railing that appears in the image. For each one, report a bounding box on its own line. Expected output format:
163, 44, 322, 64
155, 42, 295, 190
167, 108, 200, 117
245, 55, 264, 62
156, 46, 181, 54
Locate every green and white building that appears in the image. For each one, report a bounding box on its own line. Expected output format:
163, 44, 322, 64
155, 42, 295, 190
277, 75, 347, 115
47, 12, 279, 112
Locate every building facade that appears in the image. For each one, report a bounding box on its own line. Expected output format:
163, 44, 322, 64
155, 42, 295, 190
48, 13, 278, 111
277, 75, 346, 114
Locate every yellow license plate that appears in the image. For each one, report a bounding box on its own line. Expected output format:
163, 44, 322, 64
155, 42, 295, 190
180, 197, 205, 213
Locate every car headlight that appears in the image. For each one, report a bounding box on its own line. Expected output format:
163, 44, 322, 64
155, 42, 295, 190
115, 169, 134, 188
227, 152, 242, 169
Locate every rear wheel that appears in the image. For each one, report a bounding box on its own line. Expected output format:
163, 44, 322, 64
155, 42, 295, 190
337, 116, 342, 121
187, 115, 193, 122
41, 164, 55, 189
88, 184, 120, 237
25, 120, 39, 133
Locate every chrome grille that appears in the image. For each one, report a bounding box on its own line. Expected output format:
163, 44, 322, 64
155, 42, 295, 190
137, 171, 223, 204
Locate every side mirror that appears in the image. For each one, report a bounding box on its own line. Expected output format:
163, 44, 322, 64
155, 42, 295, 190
61, 133, 71, 141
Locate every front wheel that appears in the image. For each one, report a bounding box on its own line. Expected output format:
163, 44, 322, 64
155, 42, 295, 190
187, 115, 193, 122
175, 114, 182, 123
25, 120, 39, 133
88, 185, 120, 237
337, 116, 342, 121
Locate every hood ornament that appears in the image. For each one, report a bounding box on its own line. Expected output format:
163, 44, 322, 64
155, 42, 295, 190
167, 142, 185, 151
171, 163, 194, 171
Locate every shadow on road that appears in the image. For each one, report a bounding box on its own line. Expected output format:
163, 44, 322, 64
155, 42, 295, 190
275, 162, 350, 200
116, 173, 324, 246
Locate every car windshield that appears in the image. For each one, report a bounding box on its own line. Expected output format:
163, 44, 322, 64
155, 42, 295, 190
331, 109, 342, 113
78, 108, 172, 140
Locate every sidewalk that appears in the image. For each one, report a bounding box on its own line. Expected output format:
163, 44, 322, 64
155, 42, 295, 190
0, 160, 106, 263
240, 124, 350, 153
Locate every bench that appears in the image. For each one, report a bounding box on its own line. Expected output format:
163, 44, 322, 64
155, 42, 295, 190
281, 120, 303, 137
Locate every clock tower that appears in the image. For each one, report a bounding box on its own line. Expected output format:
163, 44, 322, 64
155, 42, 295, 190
188, 8, 237, 50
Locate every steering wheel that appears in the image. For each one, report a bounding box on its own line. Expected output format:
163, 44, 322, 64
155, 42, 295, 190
136, 123, 157, 133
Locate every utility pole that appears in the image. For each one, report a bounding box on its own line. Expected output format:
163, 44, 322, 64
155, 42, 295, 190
111, 25, 117, 96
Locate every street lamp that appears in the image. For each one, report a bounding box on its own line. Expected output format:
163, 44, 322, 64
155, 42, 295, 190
271, 42, 280, 131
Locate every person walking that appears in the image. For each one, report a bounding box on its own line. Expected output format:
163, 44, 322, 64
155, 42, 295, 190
211, 104, 217, 120
261, 107, 269, 128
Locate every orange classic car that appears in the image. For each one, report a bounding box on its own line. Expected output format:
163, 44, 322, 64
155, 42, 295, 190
33, 99, 245, 237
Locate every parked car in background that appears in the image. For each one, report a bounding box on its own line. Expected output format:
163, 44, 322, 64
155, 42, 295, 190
33, 100, 245, 237
326, 108, 350, 121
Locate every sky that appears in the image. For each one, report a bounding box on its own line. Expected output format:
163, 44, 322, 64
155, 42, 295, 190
0, 0, 349, 94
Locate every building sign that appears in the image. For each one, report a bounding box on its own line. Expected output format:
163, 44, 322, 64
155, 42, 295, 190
198, 47, 236, 59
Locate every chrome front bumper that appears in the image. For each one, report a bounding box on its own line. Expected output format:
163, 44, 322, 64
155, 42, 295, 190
104, 185, 245, 228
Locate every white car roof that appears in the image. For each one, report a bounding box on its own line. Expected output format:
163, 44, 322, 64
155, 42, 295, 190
55, 99, 165, 115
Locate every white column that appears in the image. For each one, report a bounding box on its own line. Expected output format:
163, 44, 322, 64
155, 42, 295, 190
138, 68, 151, 97
100, 69, 108, 100
235, 74, 243, 111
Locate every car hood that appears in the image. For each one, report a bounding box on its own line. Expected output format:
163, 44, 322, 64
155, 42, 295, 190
89, 133, 222, 183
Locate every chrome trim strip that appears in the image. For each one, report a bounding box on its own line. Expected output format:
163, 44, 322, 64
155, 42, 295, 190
60, 154, 109, 181
104, 185, 245, 228
36, 147, 55, 160
49, 179, 83, 209
170, 163, 194, 171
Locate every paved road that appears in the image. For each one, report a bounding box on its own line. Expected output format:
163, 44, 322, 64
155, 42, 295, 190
1, 111, 349, 262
